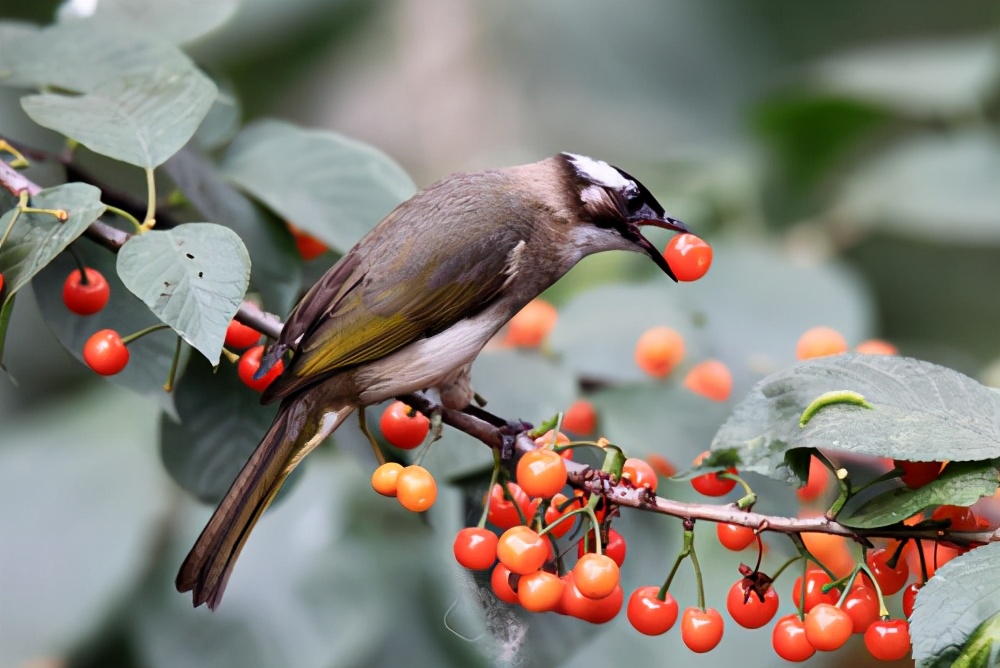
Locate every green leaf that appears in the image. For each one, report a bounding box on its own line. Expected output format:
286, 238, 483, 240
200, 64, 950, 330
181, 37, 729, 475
0, 183, 105, 307
117, 223, 250, 365
0, 19, 200, 91
160, 355, 280, 504
0, 386, 169, 666
22, 68, 217, 169
711, 354, 1000, 483
812, 37, 999, 118
912, 543, 1000, 668
222, 119, 416, 252
163, 150, 302, 314
56, 0, 241, 44
840, 460, 1000, 529
839, 131, 1000, 244
34, 242, 187, 409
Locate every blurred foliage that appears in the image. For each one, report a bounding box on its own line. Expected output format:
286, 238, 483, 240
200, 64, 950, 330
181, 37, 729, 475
2, 1, 1000, 668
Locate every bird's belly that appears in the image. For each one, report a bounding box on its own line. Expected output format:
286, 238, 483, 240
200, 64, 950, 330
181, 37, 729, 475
353, 309, 502, 405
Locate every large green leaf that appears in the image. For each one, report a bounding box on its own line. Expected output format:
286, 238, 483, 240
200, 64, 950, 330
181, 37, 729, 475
812, 37, 999, 118
838, 131, 1000, 244
840, 460, 1000, 529
711, 354, 1000, 483
160, 355, 280, 504
34, 242, 187, 409
22, 69, 217, 169
0, 19, 200, 91
117, 223, 250, 365
912, 543, 1000, 668
0, 182, 105, 307
163, 150, 303, 315
56, 0, 241, 44
221, 119, 415, 252
0, 385, 169, 666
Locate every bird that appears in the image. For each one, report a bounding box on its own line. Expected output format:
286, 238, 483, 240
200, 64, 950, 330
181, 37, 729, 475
175, 152, 688, 608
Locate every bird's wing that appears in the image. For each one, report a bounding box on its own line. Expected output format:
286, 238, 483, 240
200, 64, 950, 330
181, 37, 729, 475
263, 204, 528, 402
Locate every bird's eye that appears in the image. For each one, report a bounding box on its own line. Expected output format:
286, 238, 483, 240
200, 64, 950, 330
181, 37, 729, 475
624, 184, 643, 213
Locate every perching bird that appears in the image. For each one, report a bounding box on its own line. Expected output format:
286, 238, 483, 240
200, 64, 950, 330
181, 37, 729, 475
176, 152, 688, 608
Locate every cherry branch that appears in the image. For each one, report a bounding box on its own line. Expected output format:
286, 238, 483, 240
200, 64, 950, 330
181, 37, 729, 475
3, 153, 998, 549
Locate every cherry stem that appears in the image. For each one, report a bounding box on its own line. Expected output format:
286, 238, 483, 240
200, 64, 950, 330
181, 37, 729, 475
657, 528, 693, 601
687, 527, 707, 610
789, 533, 837, 581
162, 335, 181, 392
0, 191, 27, 251
120, 323, 171, 346
65, 245, 89, 285
141, 167, 156, 231
887, 538, 908, 569
832, 566, 862, 609
915, 539, 929, 583
502, 480, 530, 528
220, 347, 239, 364
771, 555, 803, 582
858, 562, 890, 616
477, 452, 502, 529
719, 471, 756, 509
103, 204, 144, 234
797, 556, 808, 620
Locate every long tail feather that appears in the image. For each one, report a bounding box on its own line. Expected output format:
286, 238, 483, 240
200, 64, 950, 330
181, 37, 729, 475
175, 395, 353, 609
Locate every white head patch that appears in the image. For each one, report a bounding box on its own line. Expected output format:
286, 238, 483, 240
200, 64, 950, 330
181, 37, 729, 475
564, 153, 632, 190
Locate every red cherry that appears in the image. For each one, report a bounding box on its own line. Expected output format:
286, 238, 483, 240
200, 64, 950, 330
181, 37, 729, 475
716, 522, 755, 551
865, 619, 911, 661
452, 527, 498, 571
663, 233, 712, 282
842, 583, 880, 634
83, 329, 129, 375
895, 459, 942, 489
681, 607, 724, 653
690, 451, 737, 497
63, 267, 110, 315
224, 319, 260, 349
237, 345, 284, 391
726, 579, 778, 629
577, 528, 626, 567
866, 547, 910, 596
791, 568, 839, 612
379, 400, 430, 450
772, 614, 816, 662
626, 586, 678, 635
902, 583, 921, 618
804, 603, 853, 651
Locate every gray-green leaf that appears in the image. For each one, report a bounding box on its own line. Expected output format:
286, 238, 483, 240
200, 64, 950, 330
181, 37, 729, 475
912, 543, 1000, 668
116, 223, 250, 364
222, 119, 416, 252
711, 354, 1000, 483
0, 183, 105, 307
22, 69, 217, 169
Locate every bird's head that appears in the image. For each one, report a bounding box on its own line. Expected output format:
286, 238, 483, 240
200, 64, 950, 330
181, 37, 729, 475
557, 152, 688, 280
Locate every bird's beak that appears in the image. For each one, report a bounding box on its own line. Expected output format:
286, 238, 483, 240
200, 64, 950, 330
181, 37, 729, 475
627, 203, 689, 281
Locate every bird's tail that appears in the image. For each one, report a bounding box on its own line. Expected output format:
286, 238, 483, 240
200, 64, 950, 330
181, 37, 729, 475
175, 394, 353, 609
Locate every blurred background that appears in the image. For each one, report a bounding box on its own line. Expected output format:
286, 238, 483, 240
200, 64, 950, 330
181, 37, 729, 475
2, 1, 999, 667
